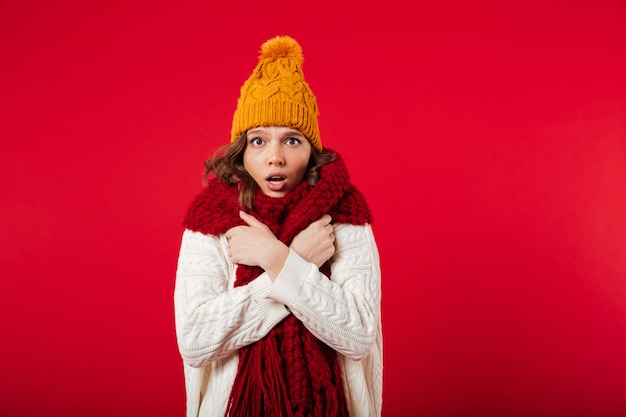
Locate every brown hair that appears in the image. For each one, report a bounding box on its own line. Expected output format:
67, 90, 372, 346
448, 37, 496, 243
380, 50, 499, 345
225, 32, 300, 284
203, 133, 336, 209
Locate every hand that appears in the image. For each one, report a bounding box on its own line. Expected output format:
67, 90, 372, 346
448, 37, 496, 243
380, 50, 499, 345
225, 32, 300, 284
290, 214, 336, 268
225, 211, 289, 280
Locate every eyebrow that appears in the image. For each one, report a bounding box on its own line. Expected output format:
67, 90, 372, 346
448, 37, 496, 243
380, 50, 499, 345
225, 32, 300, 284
286, 130, 306, 137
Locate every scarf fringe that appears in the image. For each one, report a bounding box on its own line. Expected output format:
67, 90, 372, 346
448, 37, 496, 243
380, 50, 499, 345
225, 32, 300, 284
227, 329, 297, 417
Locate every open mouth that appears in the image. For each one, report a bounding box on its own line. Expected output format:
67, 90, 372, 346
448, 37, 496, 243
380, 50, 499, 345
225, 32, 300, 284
265, 174, 287, 191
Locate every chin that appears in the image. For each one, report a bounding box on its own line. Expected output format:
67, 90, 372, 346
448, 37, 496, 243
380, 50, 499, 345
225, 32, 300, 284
263, 190, 288, 198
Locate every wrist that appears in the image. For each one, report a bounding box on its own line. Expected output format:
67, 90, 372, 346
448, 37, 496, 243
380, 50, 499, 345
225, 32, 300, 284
263, 242, 290, 282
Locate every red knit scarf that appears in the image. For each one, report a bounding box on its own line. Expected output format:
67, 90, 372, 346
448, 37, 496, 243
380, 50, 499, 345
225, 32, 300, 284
183, 152, 372, 417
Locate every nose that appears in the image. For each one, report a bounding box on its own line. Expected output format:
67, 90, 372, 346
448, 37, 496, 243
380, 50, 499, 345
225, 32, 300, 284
268, 151, 284, 166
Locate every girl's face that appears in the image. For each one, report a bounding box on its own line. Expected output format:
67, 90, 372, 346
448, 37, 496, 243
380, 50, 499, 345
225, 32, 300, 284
243, 126, 312, 198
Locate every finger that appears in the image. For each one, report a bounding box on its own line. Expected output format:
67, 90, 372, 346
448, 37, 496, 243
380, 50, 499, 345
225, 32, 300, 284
239, 210, 265, 228
318, 214, 332, 225
225, 226, 238, 239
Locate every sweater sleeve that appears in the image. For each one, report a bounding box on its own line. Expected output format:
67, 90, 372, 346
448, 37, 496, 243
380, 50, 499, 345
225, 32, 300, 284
174, 229, 290, 368
268, 223, 382, 361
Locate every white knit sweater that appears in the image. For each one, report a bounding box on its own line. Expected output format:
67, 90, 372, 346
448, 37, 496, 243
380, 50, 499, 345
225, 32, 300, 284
174, 223, 382, 417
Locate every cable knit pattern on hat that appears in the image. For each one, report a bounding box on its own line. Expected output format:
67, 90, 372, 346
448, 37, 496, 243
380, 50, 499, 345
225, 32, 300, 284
230, 36, 322, 151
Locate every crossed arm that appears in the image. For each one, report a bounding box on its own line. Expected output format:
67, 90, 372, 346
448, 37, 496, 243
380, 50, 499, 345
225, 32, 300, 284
174, 215, 381, 367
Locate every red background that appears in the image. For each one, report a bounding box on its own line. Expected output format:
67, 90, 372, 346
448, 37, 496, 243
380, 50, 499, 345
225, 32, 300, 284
1, 1, 625, 416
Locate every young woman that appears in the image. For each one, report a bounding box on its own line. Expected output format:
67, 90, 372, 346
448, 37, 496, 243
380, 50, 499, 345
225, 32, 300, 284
174, 35, 382, 417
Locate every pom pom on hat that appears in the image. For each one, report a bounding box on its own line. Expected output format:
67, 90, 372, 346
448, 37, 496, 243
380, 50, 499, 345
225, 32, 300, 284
259, 36, 304, 66
231, 35, 322, 151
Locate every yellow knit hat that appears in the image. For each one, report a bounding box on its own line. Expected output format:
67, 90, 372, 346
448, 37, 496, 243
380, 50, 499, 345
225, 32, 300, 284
230, 36, 322, 151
